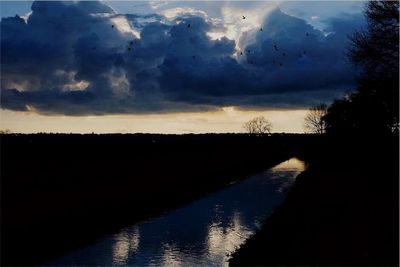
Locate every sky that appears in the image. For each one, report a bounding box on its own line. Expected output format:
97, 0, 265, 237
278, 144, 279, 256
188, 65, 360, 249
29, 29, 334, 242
0, 0, 366, 133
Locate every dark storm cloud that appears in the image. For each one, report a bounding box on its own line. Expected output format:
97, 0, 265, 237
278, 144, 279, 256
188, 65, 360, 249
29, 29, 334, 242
151, 8, 363, 107
0, 1, 364, 115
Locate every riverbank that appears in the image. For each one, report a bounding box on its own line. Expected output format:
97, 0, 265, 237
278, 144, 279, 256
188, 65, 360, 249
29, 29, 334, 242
1, 133, 319, 265
229, 135, 399, 266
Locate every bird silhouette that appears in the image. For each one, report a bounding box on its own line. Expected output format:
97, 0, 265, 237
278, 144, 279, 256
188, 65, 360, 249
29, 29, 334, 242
240, 51, 243, 56
273, 44, 279, 51
260, 27, 263, 31
111, 25, 114, 28
187, 24, 191, 28
242, 16, 246, 19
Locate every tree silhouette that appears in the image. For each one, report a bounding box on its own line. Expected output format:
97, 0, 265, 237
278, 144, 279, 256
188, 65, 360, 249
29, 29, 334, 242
349, 1, 399, 79
243, 116, 272, 134
304, 104, 327, 134
325, 0, 399, 135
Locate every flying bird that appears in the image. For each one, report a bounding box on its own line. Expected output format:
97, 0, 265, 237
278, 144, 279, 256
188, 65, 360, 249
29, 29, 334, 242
242, 16, 246, 19
111, 24, 114, 28
260, 27, 263, 31
273, 44, 279, 51
187, 24, 191, 28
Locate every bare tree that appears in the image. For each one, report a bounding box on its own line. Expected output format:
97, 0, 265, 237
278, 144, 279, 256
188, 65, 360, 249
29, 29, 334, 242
243, 116, 272, 134
304, 104, 328, 134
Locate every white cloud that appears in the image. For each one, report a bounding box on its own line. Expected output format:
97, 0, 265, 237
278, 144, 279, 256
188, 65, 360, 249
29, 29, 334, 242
56, 70, 90, 92
160, 7, 208, 20
149, 0, 169, 11
110, 15, 140, 38
221, 3, 276, 50
20, 11, 32, 24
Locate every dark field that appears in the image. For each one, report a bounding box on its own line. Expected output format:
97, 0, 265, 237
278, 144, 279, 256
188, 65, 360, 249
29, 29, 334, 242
230, 134, 399, 266
1, 133, 319, 266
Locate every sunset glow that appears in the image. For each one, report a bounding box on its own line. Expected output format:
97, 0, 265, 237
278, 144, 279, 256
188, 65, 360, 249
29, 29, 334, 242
0, 108, 308, 133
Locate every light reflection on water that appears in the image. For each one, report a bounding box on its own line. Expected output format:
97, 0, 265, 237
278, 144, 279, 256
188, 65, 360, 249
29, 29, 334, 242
112, 227, 140, 265
50, 158, 305, 266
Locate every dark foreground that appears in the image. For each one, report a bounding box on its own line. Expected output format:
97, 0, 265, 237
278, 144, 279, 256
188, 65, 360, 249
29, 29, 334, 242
1, 133, 314, 266
230, 134, 399, 266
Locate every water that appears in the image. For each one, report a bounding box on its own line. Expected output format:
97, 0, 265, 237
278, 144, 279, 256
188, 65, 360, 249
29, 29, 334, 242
50, 158, 306, 266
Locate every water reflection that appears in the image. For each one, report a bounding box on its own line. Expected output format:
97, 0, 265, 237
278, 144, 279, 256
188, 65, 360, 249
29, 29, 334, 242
51, 158, 305, 266
112, 227, 140, 265
271, 157, 306, 172
270, 158, 306, 193
159, 243, 184, 267
206, 211, 253, 266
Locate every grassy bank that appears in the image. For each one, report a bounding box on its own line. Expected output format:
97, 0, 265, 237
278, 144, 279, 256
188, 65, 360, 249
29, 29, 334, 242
1, 133, 317, 265
230, 135, 399, 266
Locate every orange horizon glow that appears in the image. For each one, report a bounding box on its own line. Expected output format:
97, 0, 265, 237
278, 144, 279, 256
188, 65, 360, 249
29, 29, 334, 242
0, 107, 308, 134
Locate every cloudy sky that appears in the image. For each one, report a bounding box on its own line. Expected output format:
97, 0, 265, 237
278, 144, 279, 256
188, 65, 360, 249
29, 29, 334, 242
0, 0, 365, 133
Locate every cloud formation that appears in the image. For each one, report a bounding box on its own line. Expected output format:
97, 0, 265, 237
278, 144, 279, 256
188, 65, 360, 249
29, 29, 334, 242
0, 1, 365, 115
